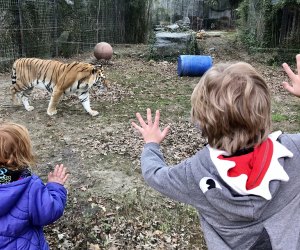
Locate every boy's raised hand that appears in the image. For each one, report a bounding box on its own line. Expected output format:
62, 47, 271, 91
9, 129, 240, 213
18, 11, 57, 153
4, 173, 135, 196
132, 108, 170, 144
282, 54, 300, 97
48, 164, 69, 185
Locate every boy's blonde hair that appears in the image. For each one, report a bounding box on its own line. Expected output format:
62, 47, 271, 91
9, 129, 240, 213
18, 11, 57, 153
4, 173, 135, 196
191, 62, 271, 154
0, 122, 36, 170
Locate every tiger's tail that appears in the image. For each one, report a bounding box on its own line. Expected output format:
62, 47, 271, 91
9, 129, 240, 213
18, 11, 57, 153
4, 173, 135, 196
10, 61, 19, 105
11, 63, 16, 85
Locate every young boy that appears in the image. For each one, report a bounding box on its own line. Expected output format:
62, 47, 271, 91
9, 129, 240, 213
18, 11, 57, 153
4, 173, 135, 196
132, 56, 300, 249
0, 122, 69, 249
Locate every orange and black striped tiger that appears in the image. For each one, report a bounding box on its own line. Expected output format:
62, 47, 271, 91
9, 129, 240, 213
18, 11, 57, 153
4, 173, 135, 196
11, 58, 107, 116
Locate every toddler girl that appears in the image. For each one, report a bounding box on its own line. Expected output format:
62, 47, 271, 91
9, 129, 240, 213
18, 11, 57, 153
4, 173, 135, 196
0, 122, 69, 249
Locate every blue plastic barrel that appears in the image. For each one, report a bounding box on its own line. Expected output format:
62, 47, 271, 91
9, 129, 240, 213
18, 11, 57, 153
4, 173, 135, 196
177, 55, 213, 77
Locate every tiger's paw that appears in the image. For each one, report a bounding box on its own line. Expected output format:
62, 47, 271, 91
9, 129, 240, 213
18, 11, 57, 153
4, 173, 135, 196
26, 106, 34, 111
47, 109, 57, 116
89, 110, 99, 116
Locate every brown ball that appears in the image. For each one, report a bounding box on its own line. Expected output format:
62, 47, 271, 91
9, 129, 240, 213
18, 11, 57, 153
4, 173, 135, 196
94, 42, 113, 60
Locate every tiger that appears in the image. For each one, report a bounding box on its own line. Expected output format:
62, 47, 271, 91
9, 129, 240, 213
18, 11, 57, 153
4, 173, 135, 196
10, 58, 107, 116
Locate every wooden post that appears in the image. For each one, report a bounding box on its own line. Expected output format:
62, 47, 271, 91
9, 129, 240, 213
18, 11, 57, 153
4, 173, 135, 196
54, 0, 58, 56
96, 0, 101, 43
18, 0, 25, 57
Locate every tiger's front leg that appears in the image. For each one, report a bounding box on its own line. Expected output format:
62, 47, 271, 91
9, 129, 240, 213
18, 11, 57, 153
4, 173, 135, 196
79, 91, 99, 116
47, 86, 63, 116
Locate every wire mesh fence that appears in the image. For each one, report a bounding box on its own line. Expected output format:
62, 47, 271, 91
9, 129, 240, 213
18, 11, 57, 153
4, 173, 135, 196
240, 0, 300, 51
0, 0, 128, 71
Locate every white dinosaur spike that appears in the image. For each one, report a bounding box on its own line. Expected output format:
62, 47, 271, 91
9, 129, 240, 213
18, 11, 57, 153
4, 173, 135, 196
208, 131, 293, 200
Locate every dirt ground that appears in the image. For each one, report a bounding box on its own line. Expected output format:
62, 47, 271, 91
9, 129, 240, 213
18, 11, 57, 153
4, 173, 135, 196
0, 32, 299, 249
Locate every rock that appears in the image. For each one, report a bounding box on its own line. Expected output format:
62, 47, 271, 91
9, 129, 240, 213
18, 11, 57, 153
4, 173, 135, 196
152, 32, 195, 58
166, 24, 179, 31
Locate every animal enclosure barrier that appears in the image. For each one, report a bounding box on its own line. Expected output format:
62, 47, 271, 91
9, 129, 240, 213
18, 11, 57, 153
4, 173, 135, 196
0, 0, 127, 71
152, 0, 234, 31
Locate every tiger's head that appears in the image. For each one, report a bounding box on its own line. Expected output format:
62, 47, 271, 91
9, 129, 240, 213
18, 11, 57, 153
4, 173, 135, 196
92, 64, 109, 92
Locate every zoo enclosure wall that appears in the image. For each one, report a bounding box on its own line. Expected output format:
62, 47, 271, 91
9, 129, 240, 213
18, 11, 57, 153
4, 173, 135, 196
0, 0, 151, 72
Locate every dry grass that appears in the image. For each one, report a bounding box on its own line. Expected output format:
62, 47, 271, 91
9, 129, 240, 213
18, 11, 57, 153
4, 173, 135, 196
0, 32, 298, 249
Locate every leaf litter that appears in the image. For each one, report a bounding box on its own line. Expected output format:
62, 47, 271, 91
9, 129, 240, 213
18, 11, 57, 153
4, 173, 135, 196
0, 34, 298, 249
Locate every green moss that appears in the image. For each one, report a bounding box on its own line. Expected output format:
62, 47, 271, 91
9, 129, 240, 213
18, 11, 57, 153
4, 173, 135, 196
272, 113, 289, 122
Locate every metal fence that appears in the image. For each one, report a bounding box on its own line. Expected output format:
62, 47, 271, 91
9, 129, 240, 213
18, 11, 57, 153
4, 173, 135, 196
241, 0, 300, 50
0, 0, 126, 71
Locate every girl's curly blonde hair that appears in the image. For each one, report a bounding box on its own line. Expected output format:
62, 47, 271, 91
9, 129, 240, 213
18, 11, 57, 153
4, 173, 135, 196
0, 122, 36, 170
191, 62, 271, 154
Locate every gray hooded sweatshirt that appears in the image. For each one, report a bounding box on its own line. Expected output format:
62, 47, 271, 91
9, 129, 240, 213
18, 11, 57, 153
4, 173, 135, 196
140, 131, 300, 250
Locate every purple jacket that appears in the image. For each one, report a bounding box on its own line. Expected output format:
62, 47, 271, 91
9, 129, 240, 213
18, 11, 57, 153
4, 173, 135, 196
0, 174, 67, 249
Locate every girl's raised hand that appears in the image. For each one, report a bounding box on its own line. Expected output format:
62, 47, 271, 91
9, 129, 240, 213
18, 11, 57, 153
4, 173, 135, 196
132, 108, 170, 144
48, 164, 69, 185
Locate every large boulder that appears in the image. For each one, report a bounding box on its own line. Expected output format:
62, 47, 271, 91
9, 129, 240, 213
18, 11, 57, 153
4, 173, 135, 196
152, 31, 196, 58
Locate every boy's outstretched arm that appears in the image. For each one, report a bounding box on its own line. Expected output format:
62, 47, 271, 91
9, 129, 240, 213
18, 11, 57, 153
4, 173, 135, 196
282, 54, 300, 97
132, 109, 201, 206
